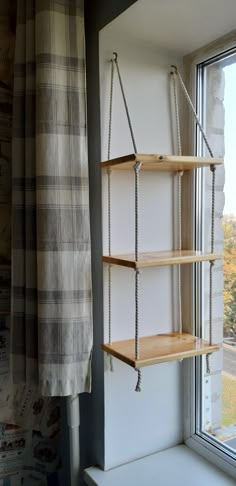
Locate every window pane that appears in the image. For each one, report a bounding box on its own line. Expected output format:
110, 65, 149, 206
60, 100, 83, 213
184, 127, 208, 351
200, 55, 236, 453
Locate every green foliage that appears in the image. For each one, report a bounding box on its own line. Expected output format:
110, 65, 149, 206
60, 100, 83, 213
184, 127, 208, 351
222, 374, 236, 427
223, 217, 236, 336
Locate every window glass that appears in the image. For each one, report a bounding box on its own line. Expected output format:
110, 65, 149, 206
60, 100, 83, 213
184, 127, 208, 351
199, 54, 236, 454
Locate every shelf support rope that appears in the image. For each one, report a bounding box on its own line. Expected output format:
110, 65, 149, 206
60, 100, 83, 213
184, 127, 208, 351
206, 164, 216, 374
107, 56, 115, 371
178, 171, 183, 334
170, 65, 215, 373
134, 161, 142, 391
170, 66, 214, 158
107, 52, 141, 384
107, 168, 113, 372
113, 52, 141, 390
171, 68, 184, 335
113, 52, 138, 153
171, 69, 182, 156
135, 269, 141, 392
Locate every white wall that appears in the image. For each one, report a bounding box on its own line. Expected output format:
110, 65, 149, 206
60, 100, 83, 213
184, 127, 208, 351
99, 30, 185, 470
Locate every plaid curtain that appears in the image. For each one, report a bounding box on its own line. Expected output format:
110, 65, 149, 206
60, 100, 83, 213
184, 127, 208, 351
11, 0, 93, 396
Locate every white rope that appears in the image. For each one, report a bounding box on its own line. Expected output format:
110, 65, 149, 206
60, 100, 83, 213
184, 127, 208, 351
107, 168, 112, 350
171, 66, 216, 372
178, 172, 183, 334
113, 53, 138, 153
107, 53, 141, 383
107, 59, 114, 371
134, 162, 142, 391
171, 65, 214, 157
111, 53, 142, 389
134, 162, 141, 260
172, 71, 182, 156
107, 60, 114, 160
171, 69, 183, 334
206, 166, 216, 374
135, 269, 141, 360
135, 368, 141, 393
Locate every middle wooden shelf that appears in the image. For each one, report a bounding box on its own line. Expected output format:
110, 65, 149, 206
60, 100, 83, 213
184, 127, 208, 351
102, 332, 220, 369
103, 249, 221, 269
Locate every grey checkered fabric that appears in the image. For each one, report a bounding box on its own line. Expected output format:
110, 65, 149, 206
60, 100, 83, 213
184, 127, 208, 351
11, 0, 93, 396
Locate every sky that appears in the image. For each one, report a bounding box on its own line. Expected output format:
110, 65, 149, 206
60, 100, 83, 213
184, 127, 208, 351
223, 62, 236, 216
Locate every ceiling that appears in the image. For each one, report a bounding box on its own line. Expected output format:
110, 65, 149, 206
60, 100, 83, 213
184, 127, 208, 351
102, 0, 236, 55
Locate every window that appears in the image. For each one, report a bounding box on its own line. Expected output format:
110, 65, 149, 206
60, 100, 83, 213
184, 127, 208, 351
184, 44, 236, 480
198, 52, 236, 451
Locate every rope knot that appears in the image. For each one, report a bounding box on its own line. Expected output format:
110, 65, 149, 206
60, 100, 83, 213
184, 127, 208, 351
134, 161, 142, 172
210, 164, 216, 173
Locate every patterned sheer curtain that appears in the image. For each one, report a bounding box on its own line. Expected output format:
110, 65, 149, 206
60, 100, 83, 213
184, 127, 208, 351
11, 0, 93, 396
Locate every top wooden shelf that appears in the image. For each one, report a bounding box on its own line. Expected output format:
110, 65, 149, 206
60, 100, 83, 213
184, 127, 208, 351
101, 153, 223, 171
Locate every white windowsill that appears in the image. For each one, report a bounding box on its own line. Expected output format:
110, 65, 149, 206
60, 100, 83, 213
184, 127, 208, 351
84, 444, 235, 486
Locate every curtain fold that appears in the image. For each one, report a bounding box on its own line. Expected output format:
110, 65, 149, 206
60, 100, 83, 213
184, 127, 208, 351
11, 0, 93, 396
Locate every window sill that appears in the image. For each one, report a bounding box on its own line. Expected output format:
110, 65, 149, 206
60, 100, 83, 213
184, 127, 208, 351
84, 444, 235, 486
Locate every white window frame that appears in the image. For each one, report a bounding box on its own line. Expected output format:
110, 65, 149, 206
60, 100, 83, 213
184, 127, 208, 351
183, 30, 236, 481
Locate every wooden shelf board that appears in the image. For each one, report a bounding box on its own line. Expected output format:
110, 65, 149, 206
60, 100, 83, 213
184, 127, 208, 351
102, 332, 219, 368
103, 250, 222, 269
101, 154, 223, 171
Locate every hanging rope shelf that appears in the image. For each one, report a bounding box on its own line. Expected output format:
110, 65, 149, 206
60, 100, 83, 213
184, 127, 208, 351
101, 54, 223, 391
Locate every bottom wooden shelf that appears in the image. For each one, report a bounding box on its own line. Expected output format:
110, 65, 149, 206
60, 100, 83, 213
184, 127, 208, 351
102, 333, 219, 369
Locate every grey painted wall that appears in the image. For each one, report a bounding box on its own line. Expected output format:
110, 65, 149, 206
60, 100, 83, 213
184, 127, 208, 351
74, 1, 138, 483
